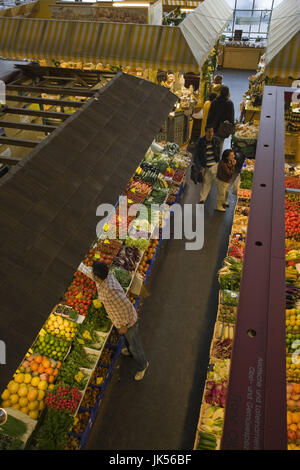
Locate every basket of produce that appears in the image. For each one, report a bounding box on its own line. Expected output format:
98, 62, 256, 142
125, 177, 153, 197
63, 271, 97, 317
89, 365, 110, 388
217, 305, 237, 324
195, 431, 220, 450
44, 383, 82, 416
112, 246, 141, 272
80, 386, 100, 411
287, 383, 300, 411
210, 338, 233, 360
197, 403, 225, 438
213, 322, 235, 342
219, 289, 239, 307
240, 170, 254, 189
33, 332, 71, 362
286, 353, 300, 383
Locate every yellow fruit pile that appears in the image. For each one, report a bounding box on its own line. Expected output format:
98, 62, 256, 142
45, 314, 78, 341
1, 372, 51, 420
286, 355, 300, 382
286, 309, 300, 329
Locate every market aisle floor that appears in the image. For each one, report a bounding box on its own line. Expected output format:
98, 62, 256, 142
85, 69, 254, 450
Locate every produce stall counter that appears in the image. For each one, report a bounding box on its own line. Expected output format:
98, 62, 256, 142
220, 43, 265, 70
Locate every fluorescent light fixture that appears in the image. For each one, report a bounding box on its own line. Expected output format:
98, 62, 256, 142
113, 2, 150, 6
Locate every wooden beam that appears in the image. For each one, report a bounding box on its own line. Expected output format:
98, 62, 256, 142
5, 94, 84, 108
3, 107, 71, 120
6, 85, 95, 97
0, 136, 38, 148
0, 120, 57, 133
0, 155, 23, 165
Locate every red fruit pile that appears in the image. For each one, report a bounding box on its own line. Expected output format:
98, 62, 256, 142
285, 176, 300, 189
285, 201, 300, 240
64, 272, 97, 316
45, 383, 82, 414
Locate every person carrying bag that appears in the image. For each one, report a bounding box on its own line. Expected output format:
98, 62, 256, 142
206, 86, 235, 155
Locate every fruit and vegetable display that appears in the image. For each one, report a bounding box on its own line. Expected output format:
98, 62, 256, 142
1, 141, 190, 450
234, 122, 259, 140
284, 172, 300, 449
194, 162, 254, 451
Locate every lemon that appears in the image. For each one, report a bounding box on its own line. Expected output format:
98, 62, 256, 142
1, 389, 10, 401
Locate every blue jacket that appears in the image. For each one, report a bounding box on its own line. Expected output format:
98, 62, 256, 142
193, 136, 221, 170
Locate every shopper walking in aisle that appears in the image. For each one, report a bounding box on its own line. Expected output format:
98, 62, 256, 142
215, 149, 236, 212
193, 126, 221, 204
78, 261, 149, 381
231, 152, 246, 195
200, 92, 217, 138
206, 85, 235, 156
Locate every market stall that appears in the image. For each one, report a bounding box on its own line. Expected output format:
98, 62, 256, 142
0, 0, 232, 146
264, 0, 300, 83
194, 86, 300, 450
0, 74, 195, 449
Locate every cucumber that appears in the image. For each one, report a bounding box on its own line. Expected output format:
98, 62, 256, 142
198, 442, 217, 450
199, 438, 217, 447
199, 432, 217, 442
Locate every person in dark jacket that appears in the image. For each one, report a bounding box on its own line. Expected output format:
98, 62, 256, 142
215, 149, 236, 212
206, 86, 235, 155
231, 152, 246, 195
193, 126, 221, 203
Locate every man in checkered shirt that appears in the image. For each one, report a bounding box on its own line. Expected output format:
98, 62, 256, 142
78, 261, 149, 381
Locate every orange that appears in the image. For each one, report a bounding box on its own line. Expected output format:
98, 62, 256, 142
37, 366, 44, 374
42, 359, 50, 369
56, 362, 61, 369
30, 362, 38, 371
292, 413, 299, 424
48, 375, 55, 384
53, 369, 59, 377
290, 423, 298, 431
35, 355, 42, 364
46, 367, 54, 376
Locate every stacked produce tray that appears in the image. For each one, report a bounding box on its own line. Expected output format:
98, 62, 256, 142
0, 142, 191, 450
284, 171, 300, 451
194, 161, 254, 451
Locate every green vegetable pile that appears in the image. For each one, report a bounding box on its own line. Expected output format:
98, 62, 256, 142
197, 432, 217, 450
125, 236, 149, 251
36, 408, 74, 450
86, 304, 112, 333
220, 290, 239, 307
109, 266, 132, 292
218, 257, 243, 292
240, 170, 254, 190
33, 333, 70, 360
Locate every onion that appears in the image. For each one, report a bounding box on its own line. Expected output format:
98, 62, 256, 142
287, 399, 296, 408
287, 383, 293, 393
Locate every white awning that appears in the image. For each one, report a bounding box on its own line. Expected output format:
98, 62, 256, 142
265, 0, 300, 78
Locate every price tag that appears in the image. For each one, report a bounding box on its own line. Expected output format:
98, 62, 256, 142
103, 223, 109, 232
94, 253, 101, 259
76, 292, 83, 299
166, 167, 171, 172
130, 188, 136, 193
128, 199, 134, 204
231, 292, 238, 299
104, 239, 110, 244
175, 164, 179, 168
